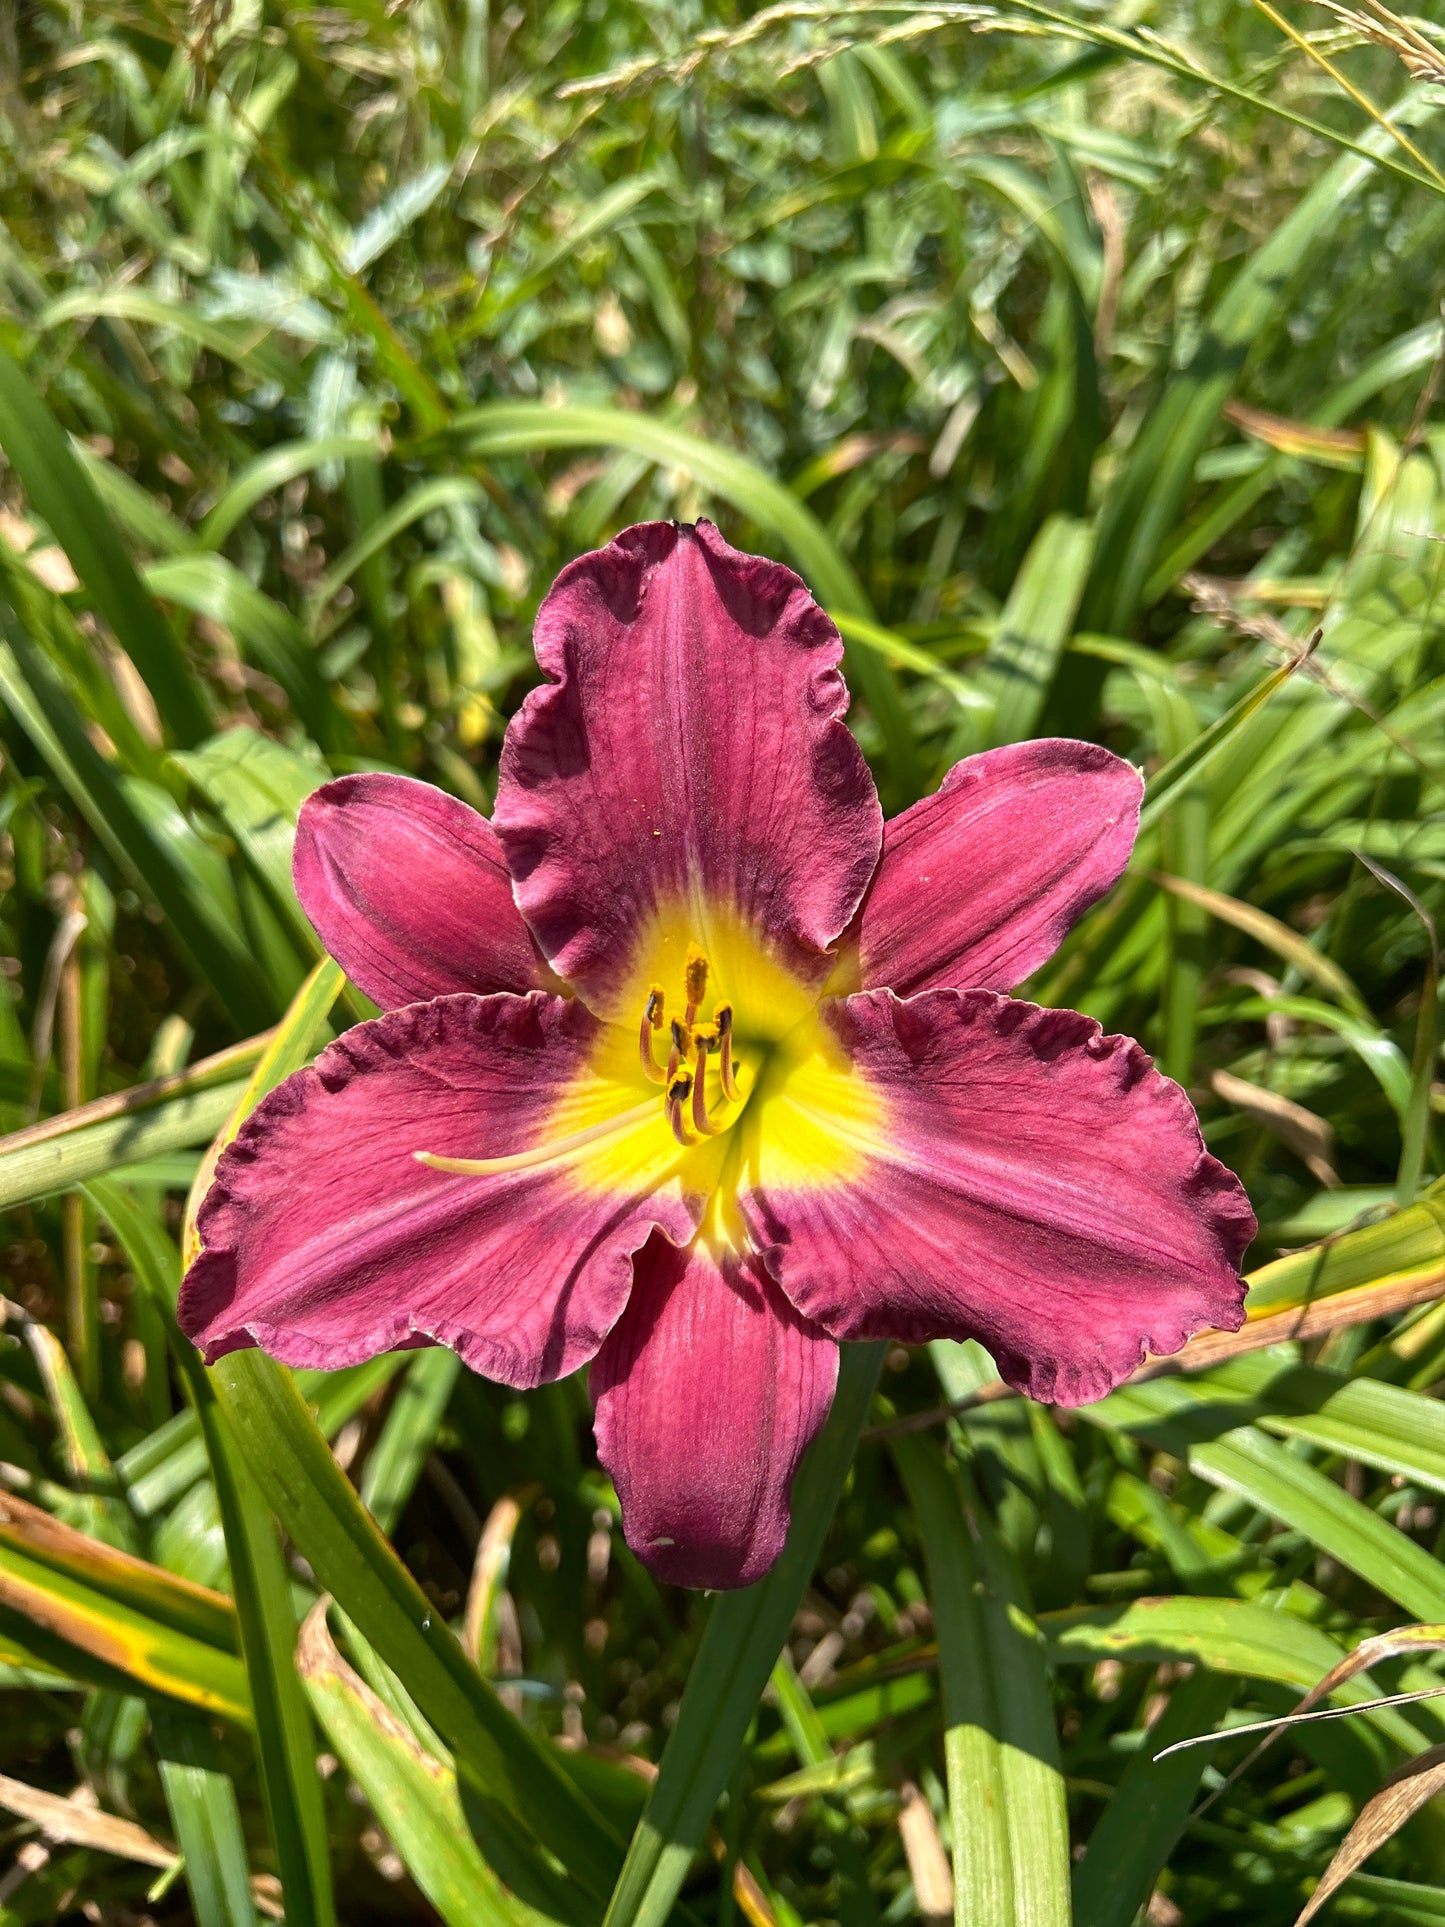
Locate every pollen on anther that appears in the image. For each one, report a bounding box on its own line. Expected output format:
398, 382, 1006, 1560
684, 943, 709, 1009
645, 985, 666, 1029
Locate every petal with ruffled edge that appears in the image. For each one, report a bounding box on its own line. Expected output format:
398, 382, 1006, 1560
294, 774, 549, 1010
179, 993, 704, 1387
849, 741, 1142, 996
741, 988, 1253, 1407
591, 1229, 838, 1589
493, 521, 882, 1021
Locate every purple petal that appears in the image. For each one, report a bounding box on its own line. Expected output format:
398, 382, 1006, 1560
179, 993, 700, 1387
852, 740, 1142, 995
294, 773, 549, 1010
591, 1231, 838, 1590
745, 989, 1252, 1407
493, 521, 882, 1019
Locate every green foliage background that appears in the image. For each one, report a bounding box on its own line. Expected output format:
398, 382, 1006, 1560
2, 3, 1445, 1923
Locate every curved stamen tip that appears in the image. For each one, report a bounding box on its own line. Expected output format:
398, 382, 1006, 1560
666, 1070, 697, 1148
667, 1015, 691, 1081
645, 985, 666, 1029
691, 1032, 724, 1136
713, 1002, 739, 1102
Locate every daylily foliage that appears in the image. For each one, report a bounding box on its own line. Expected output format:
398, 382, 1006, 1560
179, 523, 1253, 1588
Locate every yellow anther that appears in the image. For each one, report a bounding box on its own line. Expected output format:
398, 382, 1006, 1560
645, 986, 666, 1028
693, 1023, 718, 1050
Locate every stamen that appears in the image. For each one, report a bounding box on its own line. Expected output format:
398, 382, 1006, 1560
684, 943, 709, 1022
667, 1016, 691, 1080
666, 1070, 697, 1147
638, 985, 667, 1085
691, 1029, 723, 1136
714, 1002, 739, 1101
416, 1095, 659, 1178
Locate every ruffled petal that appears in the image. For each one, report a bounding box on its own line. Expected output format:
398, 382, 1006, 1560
294, 773, 548, 1009
851, 741, 1141, 995
179, 993, 702, 1387
743, 989, 1253, 1407
493, 521, 882, 1020
591, 1231, 838, 1589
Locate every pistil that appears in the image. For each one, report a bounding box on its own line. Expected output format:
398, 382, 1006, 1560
415, 1094, 661, 1177
684, 943, 709, 1025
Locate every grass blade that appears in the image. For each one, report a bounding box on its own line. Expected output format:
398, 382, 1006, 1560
93, 1177, 337, 1927
297, 1601, 541, 1927
0, 342, 210, 745
893, 1436, 1071, 1927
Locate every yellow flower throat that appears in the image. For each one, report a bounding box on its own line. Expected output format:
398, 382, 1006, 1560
417, 911, 884, 1205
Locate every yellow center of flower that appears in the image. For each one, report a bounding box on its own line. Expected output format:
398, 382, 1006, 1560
416, 906, 886, 1217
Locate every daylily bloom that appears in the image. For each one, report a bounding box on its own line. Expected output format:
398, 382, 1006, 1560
179, 521, 1253, 1589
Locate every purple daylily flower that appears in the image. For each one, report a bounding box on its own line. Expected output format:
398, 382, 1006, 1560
179, 521, 1253, 1590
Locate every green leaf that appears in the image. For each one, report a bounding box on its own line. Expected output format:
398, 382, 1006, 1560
359, 1349, 461, 1538
1082, 90, 1442, 634
893, 1436, 1071, 1927
297, 1601, 541, 1927
978, 514, 1094, 745
1090, 1383, 1445, 1623
0, 1539, 251, 1725
1071, 1669, 1236, 1927
145, 555, 338, 747
0, 1486, 234, 1654
1246, 1180, 1445, 1313
198, 436, 380, 549
152, 1705, 261, 1927
214, 1348, 621, 1903
91, 1177, 337, 1927
0, 341, 211, 744
602, 1342, 884, 1927
1040, 1596, 1422, 1750
172, 728, 332, 954
0, 1079, 246, 1211
0, 610, 275, 1029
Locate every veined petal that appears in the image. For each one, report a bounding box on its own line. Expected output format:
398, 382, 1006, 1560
743, 988, 1252, 1407
179, 993, 702, 1388
850, 741, 1142, 995
493, 521, 882, 1020
591, 1229, 838, 1589
294, 773, 549, 1009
